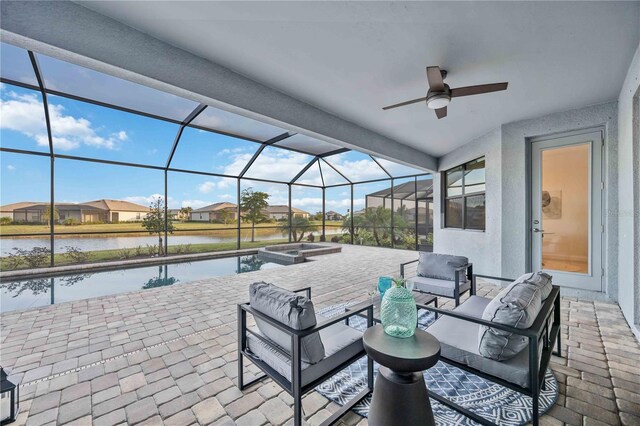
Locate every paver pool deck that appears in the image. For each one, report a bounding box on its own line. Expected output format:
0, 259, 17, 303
1, 244, 639, 425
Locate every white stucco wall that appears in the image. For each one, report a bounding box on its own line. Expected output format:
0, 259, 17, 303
434, 128, 502, 277
617, 41, 640, 329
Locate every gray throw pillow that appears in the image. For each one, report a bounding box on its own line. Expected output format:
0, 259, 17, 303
249, 282, 325, 364
416, 252, 469, 282
478, 279, 543, 361
513, 271, 553, 301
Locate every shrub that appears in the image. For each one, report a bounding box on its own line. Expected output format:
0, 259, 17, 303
0, 217, 12, 225
134, 245, 144, 257
306, 234, 315, 242
331, 235, 340, 243
118, 248, 132, 259
63, 218, 81, 226
146, 244, 158, 256
340, 234, 351, 244
8, 247, 51, 268
319, 234, 326, 242
63, 246, 89, 263
184, 244, 192, 254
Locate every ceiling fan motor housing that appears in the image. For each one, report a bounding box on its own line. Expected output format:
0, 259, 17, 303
426, 84, 451, 109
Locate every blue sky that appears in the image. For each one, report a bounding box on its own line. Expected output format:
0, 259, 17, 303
1, 44, 428, 216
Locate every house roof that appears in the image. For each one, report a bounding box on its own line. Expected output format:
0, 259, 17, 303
83, 199, 150, 212
325, 210, 342, 216
263, 205, 309, 215
366, 178, 433, 201
193, 202, 237, 212
0, 202, 40, 211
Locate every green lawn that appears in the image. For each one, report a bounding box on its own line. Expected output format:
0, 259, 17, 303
0, 220, 343, 236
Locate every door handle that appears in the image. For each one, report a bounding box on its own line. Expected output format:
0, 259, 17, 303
533, 228, 545, 233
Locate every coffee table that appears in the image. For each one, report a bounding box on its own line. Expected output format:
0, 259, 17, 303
363, 325, 441, 426
345, 291, 438, 324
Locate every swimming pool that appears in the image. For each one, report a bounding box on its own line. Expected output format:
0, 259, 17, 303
0, 255, 284, 313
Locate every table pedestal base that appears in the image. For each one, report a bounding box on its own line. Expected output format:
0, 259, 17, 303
368, 366, 435, 426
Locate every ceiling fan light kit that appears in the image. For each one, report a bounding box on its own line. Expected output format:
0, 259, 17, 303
382, 66, 508, 119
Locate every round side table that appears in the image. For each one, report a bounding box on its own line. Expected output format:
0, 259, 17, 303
363, 324, 441, 426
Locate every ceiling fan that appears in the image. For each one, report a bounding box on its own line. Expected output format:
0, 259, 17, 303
382, 66, 508, 119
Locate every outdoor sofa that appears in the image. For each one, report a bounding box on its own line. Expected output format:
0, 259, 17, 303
237, 282, 374, 426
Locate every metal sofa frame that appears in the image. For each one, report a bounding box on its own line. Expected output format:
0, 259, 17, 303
401, 257, 475, 306
416, 275, 562, 426
238, 287, 374, 426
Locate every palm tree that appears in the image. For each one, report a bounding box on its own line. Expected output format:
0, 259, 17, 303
360, 206, 391, 246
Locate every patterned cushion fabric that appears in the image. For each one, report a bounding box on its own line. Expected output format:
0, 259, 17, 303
416, 252, 469, 282
478, 278, 545, 361
249, 282, 325, 364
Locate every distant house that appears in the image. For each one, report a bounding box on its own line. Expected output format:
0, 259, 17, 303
324, 210, 344, 221
1, 199, 150, 223
191, 202, 238, 222
263, 205, 310, 221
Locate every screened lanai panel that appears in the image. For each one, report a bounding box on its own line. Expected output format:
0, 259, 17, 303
37, 54, 199, 121
0, 151, 51, 238
319, 159, 349, 186
325, 151, 388, 182
171, 126, 261, 175
373, 157, 427, 177
0, 84, 50, 153
295, 161, 323, 186
0, 42, 38, 86
273, 134, 342, 156
243, 146, 314, 182
47, 94, 179, 165
189, 106, 286, 142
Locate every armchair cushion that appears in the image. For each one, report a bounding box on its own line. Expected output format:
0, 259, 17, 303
513, 271, 553, 301
478, 278, 545, 361
416, 252, 469, 282
409, 276, 471, 298
428, 296, 532, 388
246, 315, 363, 386
249, 282, 325, 363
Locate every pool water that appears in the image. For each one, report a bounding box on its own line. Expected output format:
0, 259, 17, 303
0, 255, 284, 313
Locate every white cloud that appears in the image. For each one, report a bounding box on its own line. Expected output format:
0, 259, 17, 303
198, 178, 235, 193
224, 149, 313, 182
123, 194, 165, 205
325, 154, 388, 182
0, 89, 127, 151
6, 165, 16, 171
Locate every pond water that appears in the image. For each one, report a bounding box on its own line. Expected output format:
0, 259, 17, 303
0, 228, 342, 256
0, 255, 284, 313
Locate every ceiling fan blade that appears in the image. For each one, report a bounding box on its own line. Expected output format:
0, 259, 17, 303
426, 66, 445, 91
435, 106, 447, 119
450, 82, 508, 98
382, 97, 427, 110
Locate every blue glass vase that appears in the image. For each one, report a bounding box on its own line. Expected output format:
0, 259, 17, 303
378, 277, 393, 299
380, 284, 417, 338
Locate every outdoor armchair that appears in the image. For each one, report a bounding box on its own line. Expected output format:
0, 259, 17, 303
401, 252, 474, 306
417, 273, 561, 426
238, 283, 374, 426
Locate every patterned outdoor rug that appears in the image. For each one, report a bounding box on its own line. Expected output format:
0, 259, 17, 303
315, 303, 558, 426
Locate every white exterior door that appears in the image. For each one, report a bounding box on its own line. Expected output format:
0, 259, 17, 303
531, 131, 603, 291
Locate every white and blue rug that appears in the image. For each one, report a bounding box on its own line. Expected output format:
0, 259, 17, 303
315, 303, 558, 426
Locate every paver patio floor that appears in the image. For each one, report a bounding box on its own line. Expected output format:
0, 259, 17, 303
1, 245, 639, 425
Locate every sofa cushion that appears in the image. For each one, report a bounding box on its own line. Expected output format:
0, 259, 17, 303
416, 252, 468, 282
428, 296, 533, 388
513, 271, 553, 301
249, 282, 325, 363
478, 279, 544, 361
409, 276, 471, 298
246, 314, 364, 385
